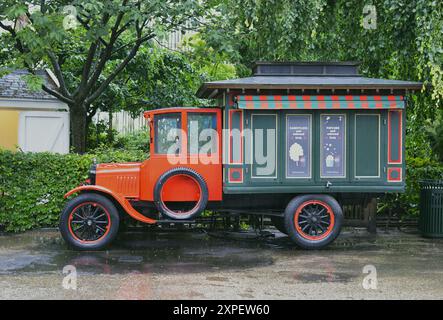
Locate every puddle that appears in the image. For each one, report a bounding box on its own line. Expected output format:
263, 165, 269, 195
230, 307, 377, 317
0, 230, 275, 275
293, 272, 354, 283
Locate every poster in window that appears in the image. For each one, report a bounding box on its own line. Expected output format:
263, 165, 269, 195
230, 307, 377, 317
286, 115, 311, 178
321, 114, 346, 177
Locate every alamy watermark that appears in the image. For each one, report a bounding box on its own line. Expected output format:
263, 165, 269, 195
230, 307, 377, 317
363, 5, 377, 30
162, 124, 276, 176
62, 5, 79, 30
62, 265, 77, 290
362, 264, 378, 290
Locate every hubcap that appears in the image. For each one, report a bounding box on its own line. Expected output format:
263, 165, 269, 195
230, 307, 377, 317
294, 200, 335, 241
69, 202, 110, 242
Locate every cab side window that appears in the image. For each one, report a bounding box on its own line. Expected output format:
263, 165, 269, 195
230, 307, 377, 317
154, 113, 181, 154
187, 113, 217, 155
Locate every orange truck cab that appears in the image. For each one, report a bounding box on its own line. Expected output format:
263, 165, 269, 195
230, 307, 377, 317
60, 61, 422, 250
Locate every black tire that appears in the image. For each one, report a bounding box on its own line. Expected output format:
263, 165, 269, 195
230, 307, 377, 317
284, 194, 343, 249
270, 216, 288, 234
59, 193, 120, 251
154, 167, 208, 220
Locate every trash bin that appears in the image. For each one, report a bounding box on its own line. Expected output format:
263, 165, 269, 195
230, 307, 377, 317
419, 180, 443, 238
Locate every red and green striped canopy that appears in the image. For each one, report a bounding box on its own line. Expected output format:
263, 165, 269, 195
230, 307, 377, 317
236, 95, 404, 110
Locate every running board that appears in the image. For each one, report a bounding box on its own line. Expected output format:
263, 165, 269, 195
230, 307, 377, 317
156, 219, 196, 224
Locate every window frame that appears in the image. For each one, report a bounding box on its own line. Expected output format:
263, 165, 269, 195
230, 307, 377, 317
153, 112, 182, 156
285, 113, 312, 179
186, 112, 218, 156
319, 113, 347, 179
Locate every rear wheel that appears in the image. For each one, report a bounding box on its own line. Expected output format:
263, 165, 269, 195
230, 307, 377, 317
59, 193, 120, 250
284, 194, 343, 249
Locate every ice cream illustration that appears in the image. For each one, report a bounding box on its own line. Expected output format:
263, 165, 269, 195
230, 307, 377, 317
326, 154, 334, 167
289, 142, 304, 166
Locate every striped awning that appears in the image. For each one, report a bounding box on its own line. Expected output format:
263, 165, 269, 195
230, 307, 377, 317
236, 95, 404, 109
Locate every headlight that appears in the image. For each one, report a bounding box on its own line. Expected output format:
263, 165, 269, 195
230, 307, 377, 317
89, 164, 97, 185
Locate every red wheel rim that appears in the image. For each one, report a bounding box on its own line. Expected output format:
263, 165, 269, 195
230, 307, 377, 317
68, 202, 111, 243
160, 174, 203, 217
294, 200, 335, 241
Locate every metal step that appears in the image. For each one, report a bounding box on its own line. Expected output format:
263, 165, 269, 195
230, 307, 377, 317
156, 219, 196, 224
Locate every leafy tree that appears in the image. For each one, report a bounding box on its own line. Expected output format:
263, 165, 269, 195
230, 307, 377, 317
183, 33, 237, 81
200, 0, 326, 73
202, 0, 442, 156
0, 0, 210, 152
87, 38, 237, 148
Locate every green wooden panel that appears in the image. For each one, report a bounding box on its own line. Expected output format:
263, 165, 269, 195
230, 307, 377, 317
251, 114, 277, 179
355, 114, 380, 178
223, 102, 403, 193
230, 111, 242, 163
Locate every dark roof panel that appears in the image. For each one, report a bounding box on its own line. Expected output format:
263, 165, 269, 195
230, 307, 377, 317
0, 69, 60, 100
197, 61, 423, 98
253, 61, 360, 76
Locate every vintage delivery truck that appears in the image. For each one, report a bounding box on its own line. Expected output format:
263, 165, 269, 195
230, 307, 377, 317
60, 62, 422, 250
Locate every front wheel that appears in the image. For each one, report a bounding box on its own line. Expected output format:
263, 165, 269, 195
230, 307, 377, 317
59, 193, 120, 250
284, 194, 343, 249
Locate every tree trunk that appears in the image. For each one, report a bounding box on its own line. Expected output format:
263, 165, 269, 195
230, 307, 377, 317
70, 104, 88, 153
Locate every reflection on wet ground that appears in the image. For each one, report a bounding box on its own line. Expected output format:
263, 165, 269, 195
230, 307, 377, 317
1, 227, 443, 299
0, 227, 442, 279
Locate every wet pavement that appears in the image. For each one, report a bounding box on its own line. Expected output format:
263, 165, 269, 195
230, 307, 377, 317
0, 227, 442, 299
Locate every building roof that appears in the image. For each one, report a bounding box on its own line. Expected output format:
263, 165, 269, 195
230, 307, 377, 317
196, 61, 423, 98
0, 69, 60, 101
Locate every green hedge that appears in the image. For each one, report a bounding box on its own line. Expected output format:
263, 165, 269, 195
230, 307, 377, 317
0, 149, 146, 232
379, 157, 443, 216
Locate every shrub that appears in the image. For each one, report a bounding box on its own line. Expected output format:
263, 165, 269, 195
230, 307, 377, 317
0, 149, 145, 232
87, 128, 150, 153
379, 157, 443, 217
113, 130, 150, 152
424, 113, 443, 163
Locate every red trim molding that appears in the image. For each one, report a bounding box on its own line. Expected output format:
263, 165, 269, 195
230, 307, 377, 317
228, 167, 243, 183
388, 110, 403, 164
387, 167, 402, 182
